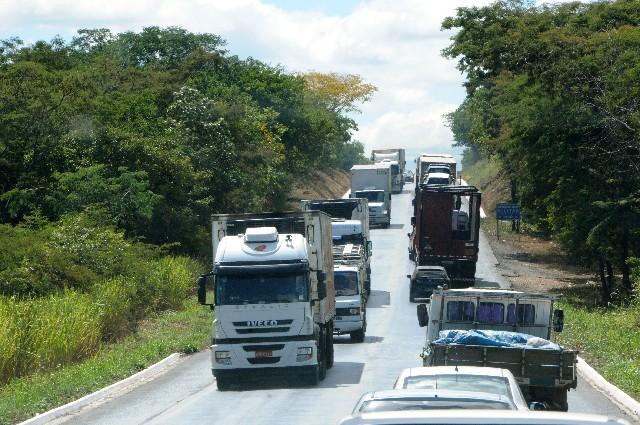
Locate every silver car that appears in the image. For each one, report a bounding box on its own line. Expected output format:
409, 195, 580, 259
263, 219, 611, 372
393, 366, 529, 410
338, 410, 631, 425
352, 389, 516, 414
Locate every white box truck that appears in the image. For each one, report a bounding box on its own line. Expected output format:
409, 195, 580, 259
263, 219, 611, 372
197, 211, 335, 389
300, 198, 372, 289
350, 164, 392, 228
415, 154, 457, 187
372, 148, 406, 193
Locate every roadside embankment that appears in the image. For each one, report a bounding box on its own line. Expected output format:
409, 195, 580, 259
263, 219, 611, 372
287, 169, 350, 209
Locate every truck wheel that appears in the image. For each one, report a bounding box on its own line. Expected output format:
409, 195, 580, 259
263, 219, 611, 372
318, 331, 327, 380
327, 324, 334, 368
350, 328, 365, 342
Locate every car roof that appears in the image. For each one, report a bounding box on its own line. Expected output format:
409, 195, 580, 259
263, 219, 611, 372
365, 389, 511, 403
339, 410, 630, 425
400, 366, 510, 378
426, 172, 451, 179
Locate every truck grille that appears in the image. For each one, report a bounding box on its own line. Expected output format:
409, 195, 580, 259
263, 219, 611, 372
242, 344, 285, 351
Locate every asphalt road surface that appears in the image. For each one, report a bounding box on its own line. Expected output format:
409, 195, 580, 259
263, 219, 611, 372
56, 188, 634, 425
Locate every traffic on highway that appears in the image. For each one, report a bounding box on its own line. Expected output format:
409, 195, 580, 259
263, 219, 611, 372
53, 150, 634, 425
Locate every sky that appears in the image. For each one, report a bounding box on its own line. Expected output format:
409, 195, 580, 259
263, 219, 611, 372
0, 0, 563, 163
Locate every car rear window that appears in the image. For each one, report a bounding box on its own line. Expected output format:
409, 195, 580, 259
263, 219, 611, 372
507, 304, 536, 326
401, 375, 512, 398
446, 301, 475, 322
477, 302, 505, 324
359, 398, 513, 413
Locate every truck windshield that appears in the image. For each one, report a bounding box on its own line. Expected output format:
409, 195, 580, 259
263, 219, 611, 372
216, 273, 309, 305
355, 191, 384, 203
334, 271, 359, 296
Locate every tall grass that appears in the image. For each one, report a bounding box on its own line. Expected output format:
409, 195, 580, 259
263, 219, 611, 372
0, 256, 200, 385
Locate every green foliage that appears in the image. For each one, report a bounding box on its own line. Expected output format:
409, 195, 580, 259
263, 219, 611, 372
0, 26, 371, 254
0, 301, 211, 425
444, 0, 640, 293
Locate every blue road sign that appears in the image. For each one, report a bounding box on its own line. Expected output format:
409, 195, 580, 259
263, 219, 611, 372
496, 203, 521, 221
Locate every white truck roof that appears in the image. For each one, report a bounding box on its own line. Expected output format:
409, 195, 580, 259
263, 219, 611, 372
215, 228, 307, 264
351, 163, 391, 171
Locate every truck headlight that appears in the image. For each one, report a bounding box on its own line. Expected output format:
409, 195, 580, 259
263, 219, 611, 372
214, 351, 231, 365
296, 347, 313, 362
349, 307, 361, 315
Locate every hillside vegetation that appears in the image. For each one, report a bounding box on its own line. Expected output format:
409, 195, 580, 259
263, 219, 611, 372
445, 0, 640, 303
0, 25, 373, 402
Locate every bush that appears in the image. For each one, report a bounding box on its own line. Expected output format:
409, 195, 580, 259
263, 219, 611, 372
136, 256, 199, 313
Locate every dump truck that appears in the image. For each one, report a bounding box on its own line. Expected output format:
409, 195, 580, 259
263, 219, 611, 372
197, 211, 335, 388
416, 288, 577, 411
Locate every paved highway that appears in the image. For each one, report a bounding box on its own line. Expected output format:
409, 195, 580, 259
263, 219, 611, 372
56, 189, 634, 424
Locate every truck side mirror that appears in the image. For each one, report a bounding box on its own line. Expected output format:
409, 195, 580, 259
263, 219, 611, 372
411, 217, 416, 226
406, 274, 412, 279
197, 276, 207, 304
317, 271, 327, 299
417, 304, 429, 327
367, 240, 373, 255
553, 309, 564, 332
197, 275, 215, 310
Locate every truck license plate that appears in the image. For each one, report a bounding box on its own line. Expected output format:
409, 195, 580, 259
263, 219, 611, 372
255, 350, 272, 357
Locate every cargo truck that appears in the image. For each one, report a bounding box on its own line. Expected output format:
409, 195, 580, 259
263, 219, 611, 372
415, 154, 457, 187
372, 148, 406, 193
409, 185, 481, 287
350, 164, 392, 228
333, 261, 367, 342
301, 198, 372, 288
416, 288, 577, 411
197, 211, 335, 389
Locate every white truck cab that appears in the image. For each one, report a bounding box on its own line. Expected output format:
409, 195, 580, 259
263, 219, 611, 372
198, 212, 335, 389
333, 263, 366, 342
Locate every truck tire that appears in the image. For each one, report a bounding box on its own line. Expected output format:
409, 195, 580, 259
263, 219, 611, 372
350, 316, 366, 342
318, 330, 327, 380
531, 387, 568, 412
327, 323, 334, 368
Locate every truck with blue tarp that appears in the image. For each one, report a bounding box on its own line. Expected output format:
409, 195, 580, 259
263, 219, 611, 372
416, 288, 578, 411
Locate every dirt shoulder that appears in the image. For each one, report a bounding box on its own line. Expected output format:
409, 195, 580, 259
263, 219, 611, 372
483, 221, 597, 295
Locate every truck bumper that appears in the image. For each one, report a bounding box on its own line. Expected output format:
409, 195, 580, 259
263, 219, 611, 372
213, 365, 317, 380
334, 316, 364, 334
211, 339, 318, 372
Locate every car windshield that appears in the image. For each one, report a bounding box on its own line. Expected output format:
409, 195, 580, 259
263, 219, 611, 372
355, 191, 385, 203
359, 398, 513, 413
402, 375, 512, 399
334, 271, 359, 296
216, 272, 308, 305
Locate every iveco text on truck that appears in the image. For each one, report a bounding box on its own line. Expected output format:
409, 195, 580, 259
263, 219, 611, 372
416, 288, 577, 411
350, 164, 392, 228
197, 211, 335, 389
372, 148, 406, 193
